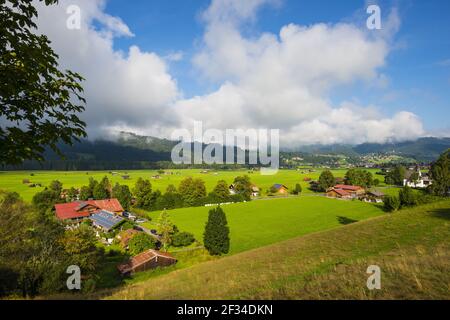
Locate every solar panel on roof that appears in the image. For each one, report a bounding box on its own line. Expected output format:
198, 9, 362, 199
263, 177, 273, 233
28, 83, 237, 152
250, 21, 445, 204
91, 210, 124, 230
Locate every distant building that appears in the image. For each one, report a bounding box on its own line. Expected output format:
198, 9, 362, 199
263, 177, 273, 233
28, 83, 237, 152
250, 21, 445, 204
403, 168, 433, 189
271, 184, 289, 195
326, 185, 365, 199
251, 185, 260, 197
361, 191, 385, 203
117, 249, 177, 276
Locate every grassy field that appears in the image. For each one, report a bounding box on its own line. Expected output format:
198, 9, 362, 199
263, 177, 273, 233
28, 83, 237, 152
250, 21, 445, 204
145, 197, 384, 254
0, 168, 387, 202
105, 200, 450, 300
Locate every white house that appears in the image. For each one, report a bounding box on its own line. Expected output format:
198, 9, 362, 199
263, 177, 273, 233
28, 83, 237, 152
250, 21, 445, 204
403, 168, 433, 189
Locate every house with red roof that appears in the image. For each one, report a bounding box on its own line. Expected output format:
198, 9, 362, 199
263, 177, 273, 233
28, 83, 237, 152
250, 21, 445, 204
54, 198, 124, 221
326, 185, 365, 199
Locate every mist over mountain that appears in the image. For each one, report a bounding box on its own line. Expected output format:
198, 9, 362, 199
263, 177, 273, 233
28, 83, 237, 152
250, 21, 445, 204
3, 132, 450, 171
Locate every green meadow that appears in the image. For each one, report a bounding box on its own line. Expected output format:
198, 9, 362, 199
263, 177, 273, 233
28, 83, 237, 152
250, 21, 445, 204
145, 197, 384, 254
105, 200, 450, 300
0, 168, 387, 202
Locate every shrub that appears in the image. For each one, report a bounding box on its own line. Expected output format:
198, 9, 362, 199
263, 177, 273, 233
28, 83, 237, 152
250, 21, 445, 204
128, 233, 157, 255
172, 232, 196, 247
383, 195, 400, 212
399, 187, 418, 207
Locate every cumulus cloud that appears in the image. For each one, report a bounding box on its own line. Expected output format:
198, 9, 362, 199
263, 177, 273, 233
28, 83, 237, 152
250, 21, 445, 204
178, 0, 425, 145
34, 0, 180, 138
32, 0, 426, 145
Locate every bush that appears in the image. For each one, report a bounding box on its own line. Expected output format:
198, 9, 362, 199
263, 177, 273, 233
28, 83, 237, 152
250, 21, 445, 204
399, 187, 418, 207
128, 233, 157, 256
172, 232, 196, 247
383, 195, 400, 212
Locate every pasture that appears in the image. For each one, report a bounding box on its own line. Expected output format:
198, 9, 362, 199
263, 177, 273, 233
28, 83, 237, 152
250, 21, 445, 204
106, 200, 450, 300
0, 168, 387, 202
145, 196, 384, 254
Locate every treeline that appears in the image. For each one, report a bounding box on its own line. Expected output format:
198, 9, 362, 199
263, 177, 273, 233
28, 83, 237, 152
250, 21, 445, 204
313, 168, 380, 192
58, 175, 255, 213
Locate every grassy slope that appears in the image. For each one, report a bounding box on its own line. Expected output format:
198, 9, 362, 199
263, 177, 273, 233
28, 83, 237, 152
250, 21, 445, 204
106, 200, 450, 300
147, 197, 383, 254
0, 169, 387, 202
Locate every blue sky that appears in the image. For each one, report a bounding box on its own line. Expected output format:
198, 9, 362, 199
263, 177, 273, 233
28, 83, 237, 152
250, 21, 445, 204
35, 0, 450, 144
101, 0, 450, 133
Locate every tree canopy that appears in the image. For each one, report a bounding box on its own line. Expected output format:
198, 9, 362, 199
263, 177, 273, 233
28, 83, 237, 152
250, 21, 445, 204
0, 0, 86, 165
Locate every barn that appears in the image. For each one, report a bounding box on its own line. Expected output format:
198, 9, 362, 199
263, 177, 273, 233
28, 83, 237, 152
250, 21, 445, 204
117, 249, 177, 276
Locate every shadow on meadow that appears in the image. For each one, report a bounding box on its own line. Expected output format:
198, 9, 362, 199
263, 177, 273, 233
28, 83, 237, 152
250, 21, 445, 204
336, 216, 359, 225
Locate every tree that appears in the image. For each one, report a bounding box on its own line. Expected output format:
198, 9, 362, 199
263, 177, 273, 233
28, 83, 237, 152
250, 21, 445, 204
318, 170, 335, 192
211, 180, 230, 203
61, 225, 100, 273
385, 166, 406, 186
93, 183, 108, 200
79, 186, 92, 201
383, 195, 400, 212
112, 183, 132, 211
158, 185, 182, 210
373, 179, 380, 187
158, 210, 174, 252
344, 169, 373, 188
32, 189, 60, 214
128, 233, 157, 256
399, 186, 418, 207
49, 180, 63, 194
0, 0, 86, 166
66, 187, 78, 202
178, 177, 207, 206
292, 183, 302, 195
233, 175, 252, 201
203, 207, 230, 256
429, 149, 450, 197
133, 178, 153, 209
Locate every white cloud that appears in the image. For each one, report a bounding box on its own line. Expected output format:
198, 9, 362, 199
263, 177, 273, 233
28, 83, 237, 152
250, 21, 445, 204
34, 0, 180, 138
32, 0, 426, 145
178, 0, 425, 145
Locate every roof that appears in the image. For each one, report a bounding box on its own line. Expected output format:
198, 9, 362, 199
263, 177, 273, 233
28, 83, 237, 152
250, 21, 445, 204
334, 185, 364, 191
273, 184, 288, 190
54, 198, 124, 221
330, 189, 350, 197
90, 210, 124, 231
54, 202, 91, 220
368, 191, 385, 197
117, 249, 177, 274
91, 199, 124, 212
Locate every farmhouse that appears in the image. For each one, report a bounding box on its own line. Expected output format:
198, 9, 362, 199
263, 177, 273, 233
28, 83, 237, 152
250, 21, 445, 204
403, 168, 433, 189
271, 184, 289, 195
90, 210, 124, 232
361, 191, 385, 203
54, 198, 124, 221
326, 185, 365, 199
117, 249, 177, 276
251, 185, 260, 197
